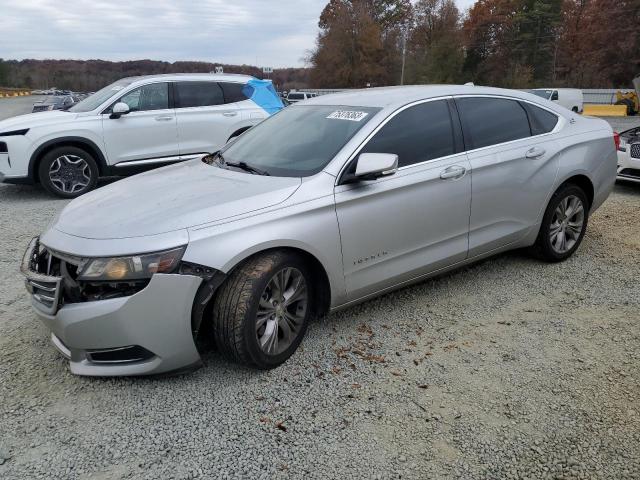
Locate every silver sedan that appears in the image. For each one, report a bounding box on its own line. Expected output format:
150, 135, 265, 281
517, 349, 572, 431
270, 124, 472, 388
21, 85, 617, 376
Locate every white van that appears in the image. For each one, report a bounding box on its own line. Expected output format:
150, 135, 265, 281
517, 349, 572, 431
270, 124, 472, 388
531, 88, 583, 113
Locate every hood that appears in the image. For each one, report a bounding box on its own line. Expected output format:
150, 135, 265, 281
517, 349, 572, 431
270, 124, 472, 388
0, 110, 77, 132
52, 160, 302, 240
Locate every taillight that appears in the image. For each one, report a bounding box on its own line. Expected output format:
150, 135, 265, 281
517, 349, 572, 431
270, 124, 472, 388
613, 132, 621, 151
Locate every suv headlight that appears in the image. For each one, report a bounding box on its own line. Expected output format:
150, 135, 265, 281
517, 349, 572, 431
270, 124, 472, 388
78, 247, 186, 281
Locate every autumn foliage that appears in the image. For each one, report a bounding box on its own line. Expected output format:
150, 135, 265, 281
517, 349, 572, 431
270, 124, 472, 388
310, 0, 640, 88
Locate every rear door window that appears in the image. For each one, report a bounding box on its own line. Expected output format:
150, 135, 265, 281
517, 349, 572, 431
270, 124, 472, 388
174, 81, 224, 108
455, 97, 531, 149
360, 100, 456, 168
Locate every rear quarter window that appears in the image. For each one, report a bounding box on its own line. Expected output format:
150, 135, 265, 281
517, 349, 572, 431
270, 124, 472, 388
220, 82, 248, 104
521, 102, 559, 135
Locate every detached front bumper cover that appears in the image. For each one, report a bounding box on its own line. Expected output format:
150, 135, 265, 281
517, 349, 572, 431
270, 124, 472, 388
21, 237, 209, 376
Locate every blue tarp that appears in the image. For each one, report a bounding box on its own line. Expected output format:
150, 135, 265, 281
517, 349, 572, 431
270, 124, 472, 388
242, 79, 284, 115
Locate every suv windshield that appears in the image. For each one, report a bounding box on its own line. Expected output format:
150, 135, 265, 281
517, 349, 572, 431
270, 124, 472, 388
219, 105, 380, 177
69, 79, 134, 112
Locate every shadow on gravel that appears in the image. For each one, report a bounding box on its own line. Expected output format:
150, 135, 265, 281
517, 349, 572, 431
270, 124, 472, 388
0, 177, 123, 202
614, 180, 640, 196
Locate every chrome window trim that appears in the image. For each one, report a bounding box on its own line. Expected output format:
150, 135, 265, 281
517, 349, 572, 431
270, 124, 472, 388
335, 93, 565, 185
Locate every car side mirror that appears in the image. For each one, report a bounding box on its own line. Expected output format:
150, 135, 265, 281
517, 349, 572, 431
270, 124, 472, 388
110, 102, 130, 119
551, 91, 559, 101
344, 153, 398, 183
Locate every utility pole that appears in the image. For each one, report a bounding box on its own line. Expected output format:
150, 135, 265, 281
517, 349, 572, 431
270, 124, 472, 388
400, 29, 407, 86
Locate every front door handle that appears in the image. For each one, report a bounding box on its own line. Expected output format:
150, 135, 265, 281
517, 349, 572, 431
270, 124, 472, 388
440, 165, 467, 180
155, 115, 173, 122
525, 147, 546, 159
223, 111, 238, 117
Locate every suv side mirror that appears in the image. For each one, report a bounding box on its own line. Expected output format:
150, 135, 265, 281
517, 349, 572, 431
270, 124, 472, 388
344, 153, 398, 183
551, 91, 559, 101
110, 102, 130, 119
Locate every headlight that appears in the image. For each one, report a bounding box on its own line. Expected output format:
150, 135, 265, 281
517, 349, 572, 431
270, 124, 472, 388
78, 246, 186, 281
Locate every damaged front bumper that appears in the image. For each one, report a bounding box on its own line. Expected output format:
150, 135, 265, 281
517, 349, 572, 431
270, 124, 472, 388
21, 237, 206, 376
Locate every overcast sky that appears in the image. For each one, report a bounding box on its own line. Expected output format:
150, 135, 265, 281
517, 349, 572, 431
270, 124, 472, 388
0, 0, 478, 68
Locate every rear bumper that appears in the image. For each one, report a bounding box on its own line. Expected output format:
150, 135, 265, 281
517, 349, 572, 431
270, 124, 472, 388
21, 238, 205, 376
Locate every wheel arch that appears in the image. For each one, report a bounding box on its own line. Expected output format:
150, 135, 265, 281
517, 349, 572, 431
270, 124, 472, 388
29, 137, 108, 183
556, 173, 594, 209
223, 245, 332, 319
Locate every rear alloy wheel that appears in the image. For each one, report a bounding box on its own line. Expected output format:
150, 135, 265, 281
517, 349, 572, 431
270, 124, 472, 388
39, 146, 99, 198
212, 251, 313, 369
531, 184, 589, 262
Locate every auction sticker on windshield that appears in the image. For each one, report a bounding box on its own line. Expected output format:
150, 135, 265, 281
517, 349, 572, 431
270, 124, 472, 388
327, 110, 369, 122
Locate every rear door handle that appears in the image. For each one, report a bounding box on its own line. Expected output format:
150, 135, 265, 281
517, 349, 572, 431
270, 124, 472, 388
223, 111, 238, 117
525, 147, 546, 159
440, 165, 467, 180
155, 115, 173, 122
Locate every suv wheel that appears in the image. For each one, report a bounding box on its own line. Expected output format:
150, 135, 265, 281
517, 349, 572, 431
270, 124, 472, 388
38, 146, 99, 198
531, 184, 589, 262
212, 251, 312, 369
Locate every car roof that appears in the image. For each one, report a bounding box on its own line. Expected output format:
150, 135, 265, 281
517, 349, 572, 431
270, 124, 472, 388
300, 85, 559, 110
124, 73, 256, 85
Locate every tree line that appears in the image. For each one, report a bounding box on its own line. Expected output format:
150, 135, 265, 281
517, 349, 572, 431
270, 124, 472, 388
1, 0, 638, 92
0, 59, 310, 92
309, 0, 640, 89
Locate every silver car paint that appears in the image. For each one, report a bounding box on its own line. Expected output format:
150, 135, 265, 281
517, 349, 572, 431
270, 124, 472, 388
26, 85, 616, 376
31, 274, 202, 376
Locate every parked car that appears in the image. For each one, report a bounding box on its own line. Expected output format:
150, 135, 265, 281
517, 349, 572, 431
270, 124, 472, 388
616, 125, 640, 182
531, 88, 584, 113
31, 95, 76, 112
0, 74, 284, 198
287, 91, 316, 103
20, 85, 616, 376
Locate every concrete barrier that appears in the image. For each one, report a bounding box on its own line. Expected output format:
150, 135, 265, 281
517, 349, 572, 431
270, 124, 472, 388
582, 104, 628, 117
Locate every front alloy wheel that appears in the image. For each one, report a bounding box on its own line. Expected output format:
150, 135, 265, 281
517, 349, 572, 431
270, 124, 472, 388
48, 155, 92, 195
38, 146, 99, 198
212, 251, 313, 369
256, 267, 308, 356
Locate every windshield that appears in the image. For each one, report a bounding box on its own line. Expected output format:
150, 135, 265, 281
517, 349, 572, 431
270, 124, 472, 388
69, 79, 134, 112
219, 105, 380, 177
531, 89, 553, 100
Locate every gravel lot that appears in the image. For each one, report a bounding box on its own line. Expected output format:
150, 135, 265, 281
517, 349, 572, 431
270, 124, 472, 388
0, 116, 639, 479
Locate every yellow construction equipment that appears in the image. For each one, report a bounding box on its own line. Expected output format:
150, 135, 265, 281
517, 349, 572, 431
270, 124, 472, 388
614, 74, 640, 115
583, 104, 628, 116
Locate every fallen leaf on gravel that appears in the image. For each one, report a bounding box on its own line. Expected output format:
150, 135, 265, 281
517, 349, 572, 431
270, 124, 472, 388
417, 384, 429, 389
351, 383, 361, 389
275, 421, 287, 432
391, 370, 403, 376
259, 417, 271, 423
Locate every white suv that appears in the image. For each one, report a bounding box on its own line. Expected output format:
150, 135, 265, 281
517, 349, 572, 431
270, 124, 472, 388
0, 74, 283, 197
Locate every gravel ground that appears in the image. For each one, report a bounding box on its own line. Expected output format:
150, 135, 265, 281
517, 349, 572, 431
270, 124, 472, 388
1, 123, 640, 479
